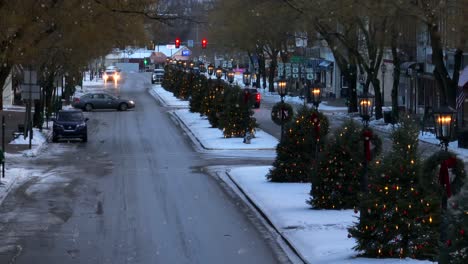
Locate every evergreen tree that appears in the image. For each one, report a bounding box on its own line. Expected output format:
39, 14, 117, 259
309, 119, 381, 209
267, 106, 329, 182
205, 81, 225, 128
189, 74, 208, 113
349, 118, 439, 260
218, 85, 256, 138
447, 184, 468, 263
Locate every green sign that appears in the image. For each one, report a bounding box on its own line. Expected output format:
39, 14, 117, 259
290, 56, 305, 63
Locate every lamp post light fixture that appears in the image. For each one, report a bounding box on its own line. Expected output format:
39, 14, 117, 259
358, 92, 375, 127
199, 62, 205, 73
310, 86, 322, 110
432, 105, 456, 263
215, 66, 223, 80
190, 62, 194, 69
227, 70, 235, 84
381, 63, 387, 106
207, 63, 214, 78
433, 105, 456, 151
243, 70, 251, 87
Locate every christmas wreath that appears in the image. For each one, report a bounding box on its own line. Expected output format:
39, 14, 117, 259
271, 102, 294, 126
422, 150, 466, 198
360, 128, 383, 161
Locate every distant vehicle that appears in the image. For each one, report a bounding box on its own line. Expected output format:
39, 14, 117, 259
52, 110, 88, 142
192, 67, 200, 74
152, 68, 165, 84
243, 88, 261, 108
106, 65, 119, 72
103, 70, 120, 82
72, 93, 135, 111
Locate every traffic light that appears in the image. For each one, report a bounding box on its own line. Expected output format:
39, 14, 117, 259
143, 58, 148, 65
175, 38, 181, 48
201, 38, 207, 49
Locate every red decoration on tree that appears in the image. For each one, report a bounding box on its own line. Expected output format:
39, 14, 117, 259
363, 129, 373, 161
439, 157, 457, 197
460, 229, 465, 236
446, 240, 452, 246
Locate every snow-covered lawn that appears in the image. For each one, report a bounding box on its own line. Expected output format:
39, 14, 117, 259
228, 166, 435, 264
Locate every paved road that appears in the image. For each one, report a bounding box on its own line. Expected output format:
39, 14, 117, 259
0, 73, 287, 264
254, 93, 442, 158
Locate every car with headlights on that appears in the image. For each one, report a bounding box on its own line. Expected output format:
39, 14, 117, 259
151, 68, 164, 84
52, 110, 88, 142
72, 92, 135, 111
103, 69, 120, 82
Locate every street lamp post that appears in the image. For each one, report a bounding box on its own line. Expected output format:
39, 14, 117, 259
311, 85, 322, 110
381, 63, 387, 106
208, 63, 214, 78
433, 105, 456, 264
215, 66, 223, 80
199, 62, 205, 73
243, 70, 251, 87
277, 78, 287, 141
310, 84, 323, 176
358, 92, 375, 193
227, 70, 235, 85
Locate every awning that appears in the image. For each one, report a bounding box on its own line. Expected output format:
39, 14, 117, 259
318, 60, 333, 69
459, 66, 468, 87
400, 61, 423, 75
309, 59, 333, 70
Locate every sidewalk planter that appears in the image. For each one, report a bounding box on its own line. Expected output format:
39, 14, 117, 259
457, 129, 468, 148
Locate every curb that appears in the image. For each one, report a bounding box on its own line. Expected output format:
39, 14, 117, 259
0, 168, 25, 207
223, 169, 309, 264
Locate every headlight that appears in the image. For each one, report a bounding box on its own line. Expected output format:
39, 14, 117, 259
128, 100, 135, 105
77, 123, 86, 128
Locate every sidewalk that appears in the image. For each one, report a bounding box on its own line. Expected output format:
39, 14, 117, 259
151, 84, 438, 264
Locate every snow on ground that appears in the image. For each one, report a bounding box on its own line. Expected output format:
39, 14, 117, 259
174, 109, 278, 150
150, 84, 189, 108
151, 84, 439, 263
228, 166, 435, 264
8, 128, 50, 158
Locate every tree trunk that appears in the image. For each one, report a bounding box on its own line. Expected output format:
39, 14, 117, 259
429, 24, 458, 107
391, 36, 400, 122
0, 64, 12, 110
372, 78, 383, 119
268, 58, 277, 92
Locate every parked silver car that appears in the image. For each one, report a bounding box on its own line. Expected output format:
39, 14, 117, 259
72, 93, 135, 111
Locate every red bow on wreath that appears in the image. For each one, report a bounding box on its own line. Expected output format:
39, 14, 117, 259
311, 113, 320, 140
439, 157, 457, 197
363, 129, 373, 161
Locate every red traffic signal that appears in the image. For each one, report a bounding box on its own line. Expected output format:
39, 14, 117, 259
201, 38, 207, 49
175, 38, 181, 48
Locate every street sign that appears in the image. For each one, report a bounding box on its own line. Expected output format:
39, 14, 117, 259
21, 92, 40, 100
21, 84, 40, 93
166, 44, 175, 49
227, 61, 232, 68
187, 40, 194, 48
182, 50, 190, 56
222, 61, 227, 68
292, 74, 299, 79
21, 84, 41, 100
23, 70, 37, 84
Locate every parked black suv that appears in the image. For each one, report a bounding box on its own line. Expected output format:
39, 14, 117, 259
52, 110, 88, 142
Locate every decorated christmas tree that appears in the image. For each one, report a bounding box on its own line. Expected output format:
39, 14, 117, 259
205, 81, 225, 128
422, 150, 466, 263
447, 183, 468, 263
267, 106, 329, 182
218, 86, 256, 138
189, 74, 208, 113
173, 71, 193, 100
349, 117, 439, 260
309, 119, 382, 209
